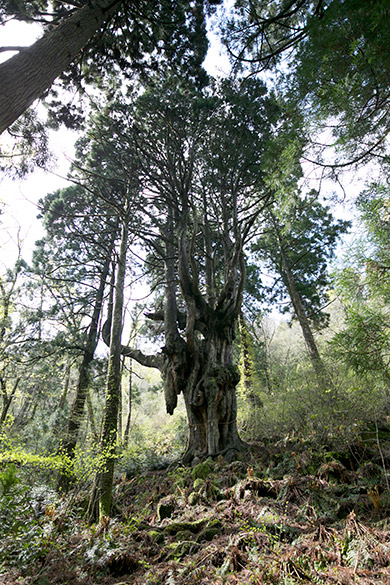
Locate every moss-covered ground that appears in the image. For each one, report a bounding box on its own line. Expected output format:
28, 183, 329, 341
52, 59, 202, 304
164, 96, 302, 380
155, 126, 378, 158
1, 436, 390, 585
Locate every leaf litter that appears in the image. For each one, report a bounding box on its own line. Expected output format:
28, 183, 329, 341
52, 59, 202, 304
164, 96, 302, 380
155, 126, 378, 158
1, 439, 390, 585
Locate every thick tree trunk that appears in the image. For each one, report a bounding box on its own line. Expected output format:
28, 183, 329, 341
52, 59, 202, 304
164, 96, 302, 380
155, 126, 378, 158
98, 218, 128, 518
180, 329, 242, 464
135, 239, 244, 463
113, 310, 244, 465
104, 213, 246, 466
160, 212, 246, 464
115, 304, 244, 465
0, 0, 122, 134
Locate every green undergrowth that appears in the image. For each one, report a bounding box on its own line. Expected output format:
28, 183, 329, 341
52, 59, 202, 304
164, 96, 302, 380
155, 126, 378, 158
1, 433, 390, 585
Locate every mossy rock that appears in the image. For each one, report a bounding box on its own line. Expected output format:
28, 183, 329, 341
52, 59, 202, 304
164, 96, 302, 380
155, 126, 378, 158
205, 481, 225, 501
188, 491, 200, 506
196, 518, 221, 540
175, 529, 193, 541
192, 462, 211, 480
148, 530, 164, 543
192, 477, 224, 501
196, 524, 221, 542
157, 495, 176, 521
163, 518, 208, 535
193, 478, 205, 491
205, 457, 217, 470
165, 540, 199, 560
231, 478, 277, 500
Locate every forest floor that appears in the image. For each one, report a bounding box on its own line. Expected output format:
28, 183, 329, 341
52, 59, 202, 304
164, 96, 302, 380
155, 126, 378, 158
1, 434, 390, 585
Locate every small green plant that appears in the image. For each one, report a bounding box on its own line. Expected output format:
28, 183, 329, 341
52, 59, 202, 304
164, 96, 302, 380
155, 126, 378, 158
0, 460, 65, 572
0, 462, 19, 494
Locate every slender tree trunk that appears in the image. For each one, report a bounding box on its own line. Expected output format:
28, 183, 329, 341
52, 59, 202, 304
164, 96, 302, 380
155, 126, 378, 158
118, 357, 125, 444
123, 358, 132, 445
252, 323, 273, 395
15, 382, 39, 427
278, 239, 329, 386
15, 395, 31, 426
0, 376, 20, 427
58, 253, 111, 490
30, 387, 41, 423
262, 325, 273, 395
0, 0, 122, 134
86, 389, 98, 440
99, 218, 128, 518
58, 359, 72, 410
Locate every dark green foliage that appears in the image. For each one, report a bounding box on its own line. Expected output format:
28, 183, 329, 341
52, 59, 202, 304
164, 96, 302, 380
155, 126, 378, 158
0, 110, 51, 177
332, 183, 390, 384
76, 0, 213, 86
248, 191, 350, 327
0, 0, 219, 135
33, 184, 119, 355
0, 0, 49, 24
333, 307, 390, 377
224, 0, 390, 164
292, 0, 390, 161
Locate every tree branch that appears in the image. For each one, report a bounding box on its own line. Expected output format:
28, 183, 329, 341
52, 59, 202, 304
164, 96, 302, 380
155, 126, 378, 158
0, 46, 27, 53
101, 318, 163, 370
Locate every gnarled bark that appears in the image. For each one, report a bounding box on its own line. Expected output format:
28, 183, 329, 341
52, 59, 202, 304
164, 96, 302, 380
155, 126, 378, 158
182, 347, 242, 463
164, 209, 245, 462
101, 224, 246, 464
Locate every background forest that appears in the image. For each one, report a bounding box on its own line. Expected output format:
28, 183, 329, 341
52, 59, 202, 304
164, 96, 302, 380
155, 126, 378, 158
1, 1, 390, 584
